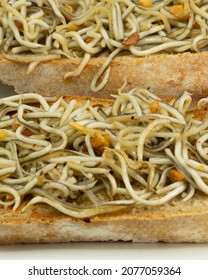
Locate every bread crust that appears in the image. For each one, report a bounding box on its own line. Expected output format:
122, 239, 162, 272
0, 52, 208, 99
0, 93, 207, 244
1, 192, 208, 244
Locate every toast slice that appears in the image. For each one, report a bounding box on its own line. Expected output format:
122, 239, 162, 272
0, 89, 208, 244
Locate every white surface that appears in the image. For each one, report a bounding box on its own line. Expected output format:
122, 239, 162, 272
1, 242, 208, 260
0, 81, 208, 260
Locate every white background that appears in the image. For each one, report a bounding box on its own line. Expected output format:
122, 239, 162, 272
0, 81, 208, 261
1, 242, 208, 260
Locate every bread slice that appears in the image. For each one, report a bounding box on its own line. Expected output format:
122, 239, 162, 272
0, 92, 208, 244
1, 51, 208, 100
